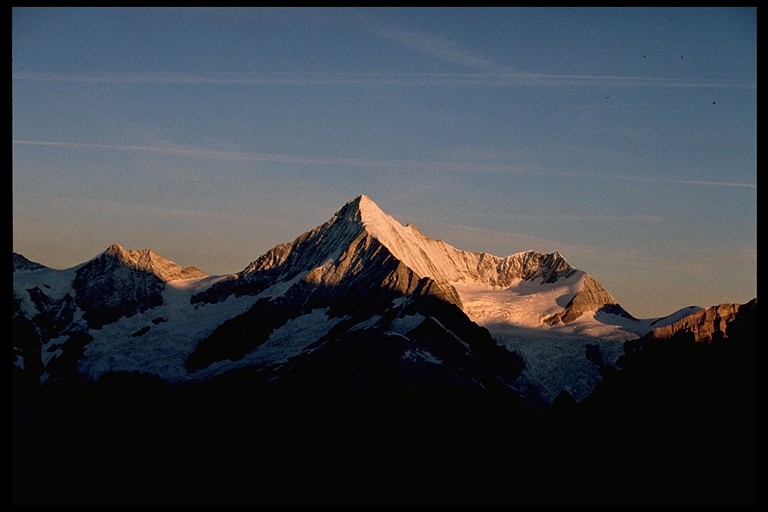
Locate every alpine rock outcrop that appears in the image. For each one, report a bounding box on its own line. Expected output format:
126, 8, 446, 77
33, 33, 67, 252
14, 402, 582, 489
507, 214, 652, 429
640, 300, 751, 345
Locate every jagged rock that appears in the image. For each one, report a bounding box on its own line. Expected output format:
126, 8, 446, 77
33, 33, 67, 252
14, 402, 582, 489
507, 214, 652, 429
544, 274, 634, 325
635, 299, 753, 345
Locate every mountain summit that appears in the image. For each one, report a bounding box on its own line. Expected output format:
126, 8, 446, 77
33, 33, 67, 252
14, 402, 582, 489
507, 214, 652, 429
197, 195, 634, 333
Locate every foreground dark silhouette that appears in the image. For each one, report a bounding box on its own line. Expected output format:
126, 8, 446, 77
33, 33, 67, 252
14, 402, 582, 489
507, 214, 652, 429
13, 299, 756, 506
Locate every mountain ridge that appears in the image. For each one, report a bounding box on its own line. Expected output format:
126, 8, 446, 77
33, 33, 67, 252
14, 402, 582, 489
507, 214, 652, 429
633, 299, 754, 346
191, 195, 632, 329
12, 194, 747, 403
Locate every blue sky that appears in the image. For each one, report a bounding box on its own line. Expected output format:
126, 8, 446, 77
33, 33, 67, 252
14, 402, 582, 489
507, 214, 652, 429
12, 7, 756, 318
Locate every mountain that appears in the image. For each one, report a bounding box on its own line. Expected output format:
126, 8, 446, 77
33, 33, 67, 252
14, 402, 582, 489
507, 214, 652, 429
188, 195, 648, 404
72, 244, 208, 328
12, 195, 756, 505
13, 195, 648, 405
193, 195, 634, 328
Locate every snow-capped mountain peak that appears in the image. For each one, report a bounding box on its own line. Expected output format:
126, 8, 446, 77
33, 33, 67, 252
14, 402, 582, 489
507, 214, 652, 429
331, 196, 573, 290
194, 195, 635, 344
14, 194, 720, 411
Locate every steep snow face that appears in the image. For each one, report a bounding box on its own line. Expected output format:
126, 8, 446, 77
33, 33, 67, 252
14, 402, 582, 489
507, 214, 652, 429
357, 195, 575, 288
234, 194, 575, 294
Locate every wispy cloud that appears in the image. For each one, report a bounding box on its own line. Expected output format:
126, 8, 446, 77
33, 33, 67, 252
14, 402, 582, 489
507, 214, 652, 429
11, 70, 374, 86
12, 70, 754, 90
13, 139, 254, 161
11, 139, 534, 173
12, 193, 306, 273
352, 12, 513, 74
609, 173, 757, 189
549, 166, 756, 189
13, 139, 756, 189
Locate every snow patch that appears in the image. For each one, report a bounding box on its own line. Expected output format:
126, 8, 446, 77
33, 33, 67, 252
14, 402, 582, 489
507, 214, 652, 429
389, 314, 426, 334
13, 267, 78, 317
259, 273, 305, 299
192, 308, 342, 380
401, 348, 443, 365
79, 287, 260, 382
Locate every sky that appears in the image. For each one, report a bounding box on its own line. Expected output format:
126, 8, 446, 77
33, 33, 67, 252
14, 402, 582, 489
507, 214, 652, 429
12, 7, 756, 319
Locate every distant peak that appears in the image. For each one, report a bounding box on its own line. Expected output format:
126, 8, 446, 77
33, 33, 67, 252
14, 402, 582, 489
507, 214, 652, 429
105, 243, 126, 255
100, 244, 207, 281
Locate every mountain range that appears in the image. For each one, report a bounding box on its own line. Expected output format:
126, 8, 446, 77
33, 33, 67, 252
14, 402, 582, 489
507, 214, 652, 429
12, 194, 756, 505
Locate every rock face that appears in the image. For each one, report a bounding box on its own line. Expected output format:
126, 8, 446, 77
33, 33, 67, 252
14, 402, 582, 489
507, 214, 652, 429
637, 300, 751, 345
544, 274, 634, 325
612, 299, 758, 383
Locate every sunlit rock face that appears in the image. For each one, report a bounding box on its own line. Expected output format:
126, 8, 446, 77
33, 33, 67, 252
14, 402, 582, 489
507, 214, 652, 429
544, 274, 634, 326
637, 300, 753, 345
